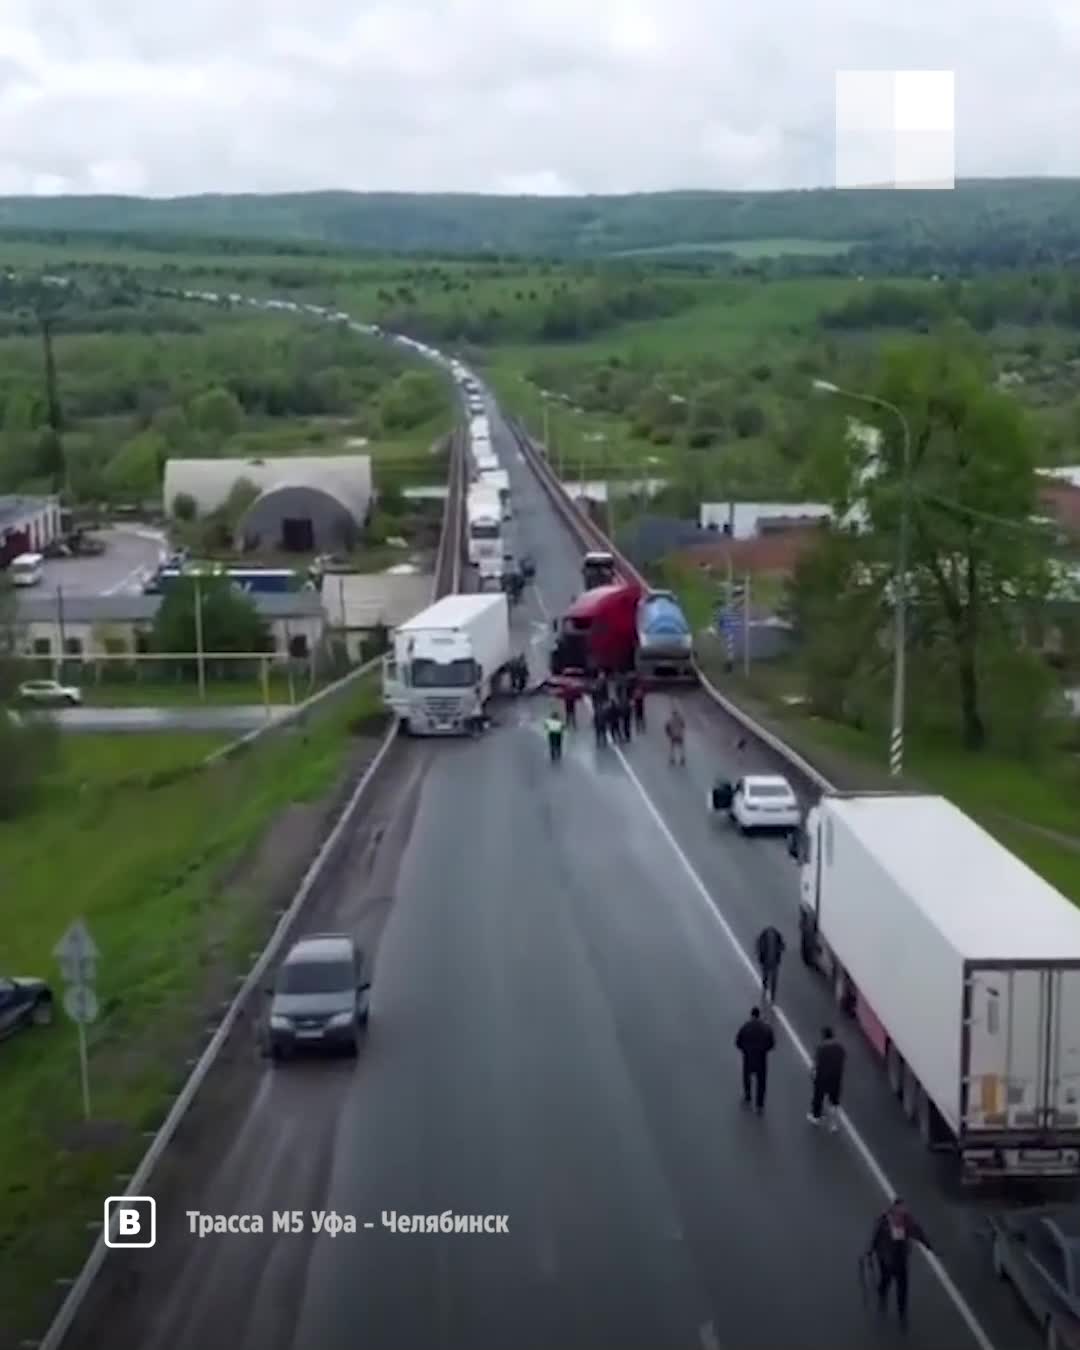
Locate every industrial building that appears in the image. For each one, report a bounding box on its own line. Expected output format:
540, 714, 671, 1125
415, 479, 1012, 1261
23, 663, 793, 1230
321, 570, 432, 662
162, 456, 373, 554
14, 591, 327, 666
0, 494, 62, 566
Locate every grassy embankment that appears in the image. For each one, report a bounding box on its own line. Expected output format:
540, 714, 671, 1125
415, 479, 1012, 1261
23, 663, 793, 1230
0, 674, 387, 1345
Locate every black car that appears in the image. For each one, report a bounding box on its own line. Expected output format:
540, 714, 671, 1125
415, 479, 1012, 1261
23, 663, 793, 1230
266, 934, 370, 1060
0, 975, 54, 1042
991, 1206, 1080, 1350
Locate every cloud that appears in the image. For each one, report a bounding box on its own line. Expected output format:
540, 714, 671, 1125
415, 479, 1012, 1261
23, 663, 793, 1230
0, 0, 1074, 196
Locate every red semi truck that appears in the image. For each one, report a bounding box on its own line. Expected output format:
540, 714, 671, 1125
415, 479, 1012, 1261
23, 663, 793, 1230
549, 582, 643, 676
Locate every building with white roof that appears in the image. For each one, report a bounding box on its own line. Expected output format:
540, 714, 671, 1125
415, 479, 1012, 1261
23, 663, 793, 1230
163, 455, 373, 554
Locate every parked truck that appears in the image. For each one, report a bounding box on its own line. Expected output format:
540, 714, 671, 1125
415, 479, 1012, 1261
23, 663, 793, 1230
479, 467, 511, 519
636, 590, 695, 681
796, 791, 1080, 1182
467, 486, 503, 569
382, 593, 510, 736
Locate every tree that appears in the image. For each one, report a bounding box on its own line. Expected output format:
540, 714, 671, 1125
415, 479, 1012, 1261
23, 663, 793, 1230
153, 404, 191, 449
173, 492, 197, 522
104, 430, 166, 501
190, 386, 243, 448
379, 370, 444, 432
152, 576, 271, 670
810, 330, 1051, 750
733, 402, 766, 439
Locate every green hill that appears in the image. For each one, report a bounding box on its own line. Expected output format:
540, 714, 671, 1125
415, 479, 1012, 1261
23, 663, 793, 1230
1, 179, 1080, 262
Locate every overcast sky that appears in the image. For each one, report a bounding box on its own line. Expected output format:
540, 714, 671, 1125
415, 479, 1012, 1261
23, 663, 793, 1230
0, 0, 1077, 197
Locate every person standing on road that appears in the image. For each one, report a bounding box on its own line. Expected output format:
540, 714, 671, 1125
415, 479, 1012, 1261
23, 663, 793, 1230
632, 680, 646, 732
560, 682, 580, 729
544, 707, 565, 762
755, 925, 786, 1005
665, 704, 686, 765
618, 688, 633, 744
593, 697, 608, 749
865, 1198, 932, 1332
734, 1007, 775, 1113
808, 1026, 846, 1131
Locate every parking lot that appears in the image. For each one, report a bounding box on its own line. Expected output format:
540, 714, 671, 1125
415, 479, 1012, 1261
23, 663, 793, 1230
39, 526, 165, 596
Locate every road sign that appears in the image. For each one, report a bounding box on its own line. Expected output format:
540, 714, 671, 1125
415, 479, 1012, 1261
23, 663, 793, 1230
54, 918, 99, 1120
63, 985, 100, 1025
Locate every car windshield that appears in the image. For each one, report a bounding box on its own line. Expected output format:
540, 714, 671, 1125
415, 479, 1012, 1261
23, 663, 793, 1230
276, 960, 353, 995
749, 784, 792, 799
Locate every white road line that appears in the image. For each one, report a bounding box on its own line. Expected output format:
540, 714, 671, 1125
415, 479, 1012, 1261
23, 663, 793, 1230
612, 746, 998, 1350
104, 564, 150, 595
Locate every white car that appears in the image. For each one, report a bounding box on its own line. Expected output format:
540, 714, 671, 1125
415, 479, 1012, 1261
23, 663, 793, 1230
17, 679, 83, 707
730, 774, 800, 834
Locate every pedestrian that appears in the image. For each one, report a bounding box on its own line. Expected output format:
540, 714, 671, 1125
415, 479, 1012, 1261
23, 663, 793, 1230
709, 776, 733, 814
665, 704, 686, 765
593, 672, 609, 707
865, 1198, 932, 1331
544, 707, 565, 762
619, 693, 633, 743
808, 1026, 846, 1131
560, 683, 579, 729
734, 1006, 775, 1113
632, 681, 646, 732
756, 925, 786, 1005
606, 699, 623, 745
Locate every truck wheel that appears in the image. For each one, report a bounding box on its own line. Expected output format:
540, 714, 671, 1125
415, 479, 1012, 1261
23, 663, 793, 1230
886, 1042, 904, 1098
901, 1064, 920, 1122
399, 718, 412, 736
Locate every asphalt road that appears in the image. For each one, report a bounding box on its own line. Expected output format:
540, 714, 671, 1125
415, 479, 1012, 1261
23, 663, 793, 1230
52, 705, 285, 733
38, 526, 164, 596
59, 400, 1039, 1350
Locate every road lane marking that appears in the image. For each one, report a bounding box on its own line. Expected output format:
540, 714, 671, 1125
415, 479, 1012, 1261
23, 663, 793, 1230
104, 564, 150, 595
612, 745, 999, 1350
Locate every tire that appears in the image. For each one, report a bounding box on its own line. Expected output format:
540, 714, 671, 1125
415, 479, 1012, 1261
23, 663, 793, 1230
1047, 1319, 1059, 1350
901, 1064, 920, 1122
886, 1042, 904, 1097
31, 998, 53, 1027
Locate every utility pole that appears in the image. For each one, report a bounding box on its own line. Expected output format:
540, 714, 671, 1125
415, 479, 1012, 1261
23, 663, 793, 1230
193, 577, 206, 700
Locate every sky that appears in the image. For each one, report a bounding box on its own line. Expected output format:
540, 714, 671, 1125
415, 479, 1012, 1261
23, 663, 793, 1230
0, 0, 1077, 197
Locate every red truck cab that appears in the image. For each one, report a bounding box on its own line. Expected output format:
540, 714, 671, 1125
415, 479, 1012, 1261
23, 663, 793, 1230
550, 582, 643, 676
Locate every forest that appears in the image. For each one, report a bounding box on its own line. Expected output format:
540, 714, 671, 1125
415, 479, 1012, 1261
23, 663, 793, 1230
2, 178, 1080, 265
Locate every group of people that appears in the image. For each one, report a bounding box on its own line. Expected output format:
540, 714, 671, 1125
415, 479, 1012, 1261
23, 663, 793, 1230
735, 926, 931, 1330
588, 671, 646, 748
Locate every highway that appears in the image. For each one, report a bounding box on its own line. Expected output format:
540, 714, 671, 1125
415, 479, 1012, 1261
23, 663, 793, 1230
63, 396, 1038, 1350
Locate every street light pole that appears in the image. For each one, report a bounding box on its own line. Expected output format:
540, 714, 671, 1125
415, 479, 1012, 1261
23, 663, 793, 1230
812, 380, 913, 778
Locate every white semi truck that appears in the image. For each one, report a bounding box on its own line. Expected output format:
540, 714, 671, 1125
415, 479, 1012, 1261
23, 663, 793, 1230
479, 467, 511, 519
382, 593, 510, 736
797, 792, 1080, 1181
467, 486, 503, 571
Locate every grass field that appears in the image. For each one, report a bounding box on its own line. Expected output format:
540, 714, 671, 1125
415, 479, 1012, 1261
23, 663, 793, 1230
615, 238, 859, 259
1, 675, 386, 1344
78, 676, 313, 707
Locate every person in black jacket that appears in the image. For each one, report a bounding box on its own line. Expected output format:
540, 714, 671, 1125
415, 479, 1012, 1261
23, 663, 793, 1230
807, 1026, 846, 1131
734, 1007, 776, 1113
866, 1197, 932, 1330
755, 925, 786, 1004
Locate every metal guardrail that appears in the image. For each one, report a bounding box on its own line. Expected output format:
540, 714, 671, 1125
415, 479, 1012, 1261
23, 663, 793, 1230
35, 430, 468, 1350
506, 416, 836, 796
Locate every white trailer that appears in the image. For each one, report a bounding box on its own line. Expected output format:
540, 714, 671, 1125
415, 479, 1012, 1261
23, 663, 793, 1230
382, 593, 510, 736
479, 468, 511, 518
467, 488, 503, 567
798, 792, 1080, 1181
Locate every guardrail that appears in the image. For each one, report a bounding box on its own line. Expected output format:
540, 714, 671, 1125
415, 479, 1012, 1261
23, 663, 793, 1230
35, 430, 468, 1350
506, 416, 835, 796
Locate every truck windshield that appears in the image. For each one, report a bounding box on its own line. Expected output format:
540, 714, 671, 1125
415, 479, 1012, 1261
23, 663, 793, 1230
411, 658, 477, 688
470, 522, 500, 540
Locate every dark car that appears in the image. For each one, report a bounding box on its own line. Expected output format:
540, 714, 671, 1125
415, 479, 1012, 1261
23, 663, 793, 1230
990, 1205, 1080, 1349
266, 934, 370, 1060
0, 975, 54, 1042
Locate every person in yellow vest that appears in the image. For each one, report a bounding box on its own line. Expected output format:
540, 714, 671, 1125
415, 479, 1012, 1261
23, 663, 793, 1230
544, 707, 565, 762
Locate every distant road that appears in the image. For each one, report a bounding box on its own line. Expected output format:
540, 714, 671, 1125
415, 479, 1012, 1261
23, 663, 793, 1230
52, 706, 285, 733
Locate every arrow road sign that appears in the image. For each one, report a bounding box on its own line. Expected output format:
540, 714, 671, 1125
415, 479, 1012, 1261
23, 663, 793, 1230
63, 985, 100, 1025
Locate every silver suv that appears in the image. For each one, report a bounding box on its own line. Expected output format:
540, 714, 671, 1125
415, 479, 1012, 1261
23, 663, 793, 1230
267, 934, 370, 1060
